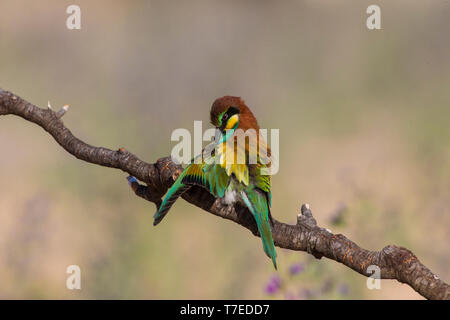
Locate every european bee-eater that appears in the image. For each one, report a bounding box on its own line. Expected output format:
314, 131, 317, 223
154, 96, 277, 269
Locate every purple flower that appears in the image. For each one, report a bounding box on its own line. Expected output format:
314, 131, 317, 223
338, 283, 350, 296
320, 279, 333, 293
264, 275, 282, 295
284, 292, 296, 300
298, 288, 313, 300
289, 263, 304, 275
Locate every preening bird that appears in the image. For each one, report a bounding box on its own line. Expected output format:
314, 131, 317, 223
153, 96, 277, 269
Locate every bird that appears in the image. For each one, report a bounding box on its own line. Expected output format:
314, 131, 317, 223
153, 96, 277, 269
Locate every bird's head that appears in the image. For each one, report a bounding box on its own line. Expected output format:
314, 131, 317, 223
210, 96, 259, 133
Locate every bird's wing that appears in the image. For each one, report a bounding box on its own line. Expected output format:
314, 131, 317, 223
153, 158, 231, 225
254, 164, 272, 207
184, 162, 230, 198
153, 167, 190, 226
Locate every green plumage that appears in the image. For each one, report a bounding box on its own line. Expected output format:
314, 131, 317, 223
241, 187, 277, 269
154, 102, 277, 269
154, 157, 278, 269
153, 162, 230, 225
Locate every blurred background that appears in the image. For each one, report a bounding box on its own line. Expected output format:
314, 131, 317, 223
0, 0, 449, 299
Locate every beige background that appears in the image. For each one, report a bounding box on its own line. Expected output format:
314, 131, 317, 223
0, 1, 449, 299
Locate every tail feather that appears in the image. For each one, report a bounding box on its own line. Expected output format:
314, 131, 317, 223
255, 215, 277, 270
241, 190, 278, 269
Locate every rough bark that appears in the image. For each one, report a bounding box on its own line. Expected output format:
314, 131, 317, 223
1, 88, 448, 300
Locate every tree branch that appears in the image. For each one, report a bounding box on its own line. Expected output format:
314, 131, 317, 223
1, 88, 448, 300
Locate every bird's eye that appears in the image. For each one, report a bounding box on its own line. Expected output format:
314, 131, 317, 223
222, 113, 228, 122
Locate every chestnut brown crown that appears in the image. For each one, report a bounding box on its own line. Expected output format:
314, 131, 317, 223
210, 96, 259, 131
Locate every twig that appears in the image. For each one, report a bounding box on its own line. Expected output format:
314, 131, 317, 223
0, 88, 448, 300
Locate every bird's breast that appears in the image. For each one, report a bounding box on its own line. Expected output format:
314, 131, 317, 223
223, 188, 238, 205
221, 177, 245, 206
